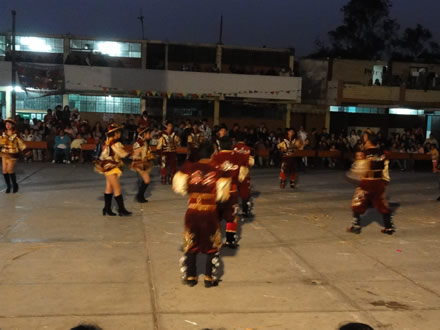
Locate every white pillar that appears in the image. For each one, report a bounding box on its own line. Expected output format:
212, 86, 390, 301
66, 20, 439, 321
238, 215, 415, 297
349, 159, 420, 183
62, 94, 69, 107
162, 96, 167, 121
5, 89, 12, 118
214, 98, 220, 125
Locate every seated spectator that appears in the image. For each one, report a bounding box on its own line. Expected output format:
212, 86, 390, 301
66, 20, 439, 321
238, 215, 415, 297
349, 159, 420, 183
424, 133, 439, 149
71, 133, 85, 163
22, 128, 34, 162
52, 130, 71, 164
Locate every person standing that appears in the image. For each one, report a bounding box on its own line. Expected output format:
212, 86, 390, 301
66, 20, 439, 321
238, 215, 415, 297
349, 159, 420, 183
233, 133, 255, 217
187, 122, 204, 162
131, 127, 155, 203
277, 128, 303, 189
157, 121, 181, 185
212, 137, 247, 248
0, 118, 28, 193
94, 124, 132, 216
172, 142, 230, 287
347, 131, 395, 235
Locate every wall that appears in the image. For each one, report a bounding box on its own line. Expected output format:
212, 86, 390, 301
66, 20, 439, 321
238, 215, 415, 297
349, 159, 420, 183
331, 59, 386, 85
405, 89, 440, 105
343, 84, 400, 103
392, 62, 440, 81
64, 65, 302, 102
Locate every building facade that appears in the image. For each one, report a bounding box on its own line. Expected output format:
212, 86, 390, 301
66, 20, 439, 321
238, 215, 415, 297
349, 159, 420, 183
0, 33, 301, 130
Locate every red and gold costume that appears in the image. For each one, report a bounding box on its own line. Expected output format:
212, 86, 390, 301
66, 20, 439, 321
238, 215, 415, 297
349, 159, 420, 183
233, 141, 255, 216
212, 150, 248, 247
187, 130, 204, 162
157, 131, 181, 184
1, 120, 28, 194
173, 160, 231, 285
348, 142, 395, 235
130, 135, 155, 173
277, 136, 303, 188
94, 137, 129, 177
0, 131, 27, 160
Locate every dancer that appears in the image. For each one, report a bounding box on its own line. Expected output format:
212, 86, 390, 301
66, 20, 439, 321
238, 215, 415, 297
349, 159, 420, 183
157, 121, 180, 185
131, 127, 155, 203
347, 131, 395, 235
277, 128, 303, 189
186, 122, 204, 162
212, 136, 247, 248
94, 123, 132, 216
0, 118, 28, 193
233, 133, 255, 217
172, 142, 231, 287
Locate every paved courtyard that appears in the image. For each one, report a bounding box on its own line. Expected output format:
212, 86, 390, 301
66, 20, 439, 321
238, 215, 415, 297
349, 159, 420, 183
0, 163, 439, 330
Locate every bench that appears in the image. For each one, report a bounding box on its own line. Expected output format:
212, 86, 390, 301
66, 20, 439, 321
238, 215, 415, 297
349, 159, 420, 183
25, 141, 48, 149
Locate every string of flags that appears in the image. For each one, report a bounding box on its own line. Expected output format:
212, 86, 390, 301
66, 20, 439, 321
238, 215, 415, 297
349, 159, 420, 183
101, 87, 301, 99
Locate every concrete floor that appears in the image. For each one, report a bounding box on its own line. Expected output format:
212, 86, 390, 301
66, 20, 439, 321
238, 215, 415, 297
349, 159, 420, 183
0, 163, 439, 330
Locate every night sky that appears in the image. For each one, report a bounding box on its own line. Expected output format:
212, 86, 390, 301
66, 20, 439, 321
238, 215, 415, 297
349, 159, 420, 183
1, 0, 439, 56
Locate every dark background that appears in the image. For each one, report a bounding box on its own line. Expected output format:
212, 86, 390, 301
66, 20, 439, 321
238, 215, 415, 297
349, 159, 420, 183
1, 0, 439, 56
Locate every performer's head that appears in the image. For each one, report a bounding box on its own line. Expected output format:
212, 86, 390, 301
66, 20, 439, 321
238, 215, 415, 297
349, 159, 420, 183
5, 118, 16, 131
287, 128, 295, 139
363, 129, 377, 146
165, 121, 174, 134
219, 136, 233, 151
106, 123, 123, 139
199, 141, 214, 159
139, 127, 152, 140
218, 124, 227, 138
142, 110, 148, 118
192, 122, 199, 133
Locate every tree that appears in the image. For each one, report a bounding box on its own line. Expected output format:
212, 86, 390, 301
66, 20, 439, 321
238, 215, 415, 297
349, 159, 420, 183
312, 0, 399, 59
392, 24, 440, 62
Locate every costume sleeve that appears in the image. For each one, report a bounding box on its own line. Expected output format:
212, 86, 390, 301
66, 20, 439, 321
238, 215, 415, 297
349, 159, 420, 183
249, 155, 255, 167
238, 166, 249, 183
176, 135, 181, 147
216, 177, 231, 202
172, 171, 189, 196
156, 137, 163, 150
16, 137, 27, 151
277, 141, 286, 152
187, 135, 193, 144
112, 142, 129, 158
382, 160, 390, 182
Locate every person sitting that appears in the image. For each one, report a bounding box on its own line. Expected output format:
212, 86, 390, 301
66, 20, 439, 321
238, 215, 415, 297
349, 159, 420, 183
71, 133, 85, 163
52, 130, 71, 164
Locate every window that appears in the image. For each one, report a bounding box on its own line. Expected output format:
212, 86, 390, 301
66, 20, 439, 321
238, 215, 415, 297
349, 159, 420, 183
16, 92, 63, 110
389, 108, 424, 115
330, 106, 386, 114
68, 95, 141, 114
15, 36, 64, 53
70, 40, 141, 58
0, 35, 5, 56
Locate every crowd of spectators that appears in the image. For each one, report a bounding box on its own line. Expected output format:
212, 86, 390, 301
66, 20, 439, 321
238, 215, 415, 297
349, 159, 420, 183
0, 107, 438, 171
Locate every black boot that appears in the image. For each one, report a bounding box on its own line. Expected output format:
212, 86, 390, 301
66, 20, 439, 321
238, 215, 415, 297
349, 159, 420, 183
10, 173, 18, 193
136, 182, 149, 203
437, 196, 440, 201
114, 194, 132, 216
224, 232, 239, 249
182, 253, 198, 287
205, 253, 220, 288
242, 200, 249, 217
381, 213, 395, 235
102, 193, 116, 216
347, 213, 362, 234
3, 173, 11, 194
